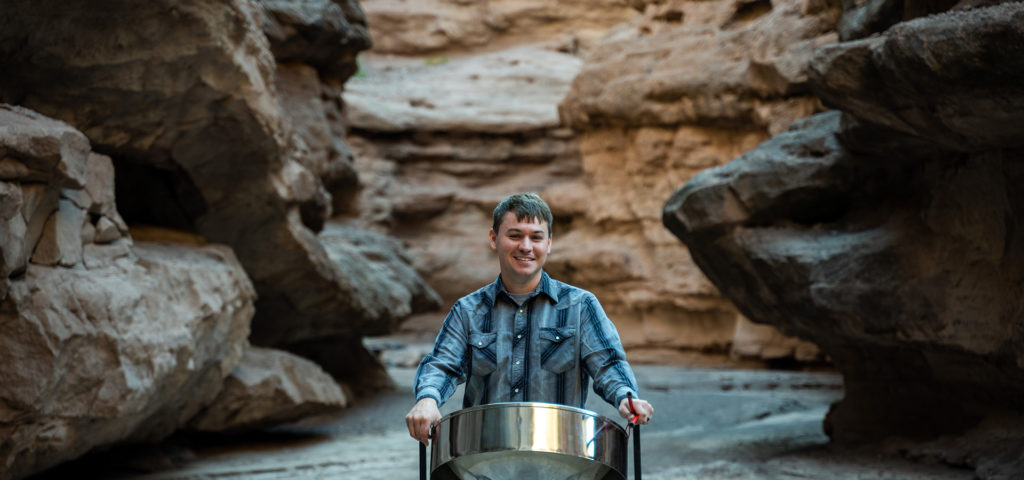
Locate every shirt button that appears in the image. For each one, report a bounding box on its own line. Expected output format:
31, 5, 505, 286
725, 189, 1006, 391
519, 309, 523, 313
478, 342, 482, 346
556, 336, 560, 340
515, 361, 520, 365
517, 334, 522, 339
514, 388, 519, 393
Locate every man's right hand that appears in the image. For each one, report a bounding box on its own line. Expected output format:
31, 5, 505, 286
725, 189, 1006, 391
405, 397, 441, 445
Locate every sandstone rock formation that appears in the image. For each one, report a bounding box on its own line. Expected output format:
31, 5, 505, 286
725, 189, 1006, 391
0, 0, 438, 386
359, 0, 637, 55
189, 346, 347, 433
0, 105, 255, 480
346, 45, 586, 303
346, 0, 829, 362
664, 3, 1024, 477
554, 0, 837, 357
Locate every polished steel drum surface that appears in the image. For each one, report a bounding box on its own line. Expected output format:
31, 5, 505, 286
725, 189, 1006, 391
430, 402, 627, 480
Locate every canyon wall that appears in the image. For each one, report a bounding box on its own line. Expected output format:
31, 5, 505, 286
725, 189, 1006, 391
0, 0, 437, 478
664, 1, 1024, 477
347, 0, 826, 363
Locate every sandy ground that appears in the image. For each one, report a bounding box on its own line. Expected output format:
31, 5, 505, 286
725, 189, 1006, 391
36, 360, 977, 480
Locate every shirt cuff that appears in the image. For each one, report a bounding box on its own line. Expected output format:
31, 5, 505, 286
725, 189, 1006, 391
416, 388, 442, 405
614, 388, 638, 408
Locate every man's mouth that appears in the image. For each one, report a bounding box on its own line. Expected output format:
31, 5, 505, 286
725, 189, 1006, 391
514, 256, 534, 262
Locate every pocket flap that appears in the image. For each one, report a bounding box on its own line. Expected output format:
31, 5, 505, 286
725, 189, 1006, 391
470, 332, 497, 349
539, 327, 574, 343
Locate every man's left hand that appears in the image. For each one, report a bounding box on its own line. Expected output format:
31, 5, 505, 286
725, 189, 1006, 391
617, 397, 653, 425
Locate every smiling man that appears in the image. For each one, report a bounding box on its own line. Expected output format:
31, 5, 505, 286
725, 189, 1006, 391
405, 193, 654, 445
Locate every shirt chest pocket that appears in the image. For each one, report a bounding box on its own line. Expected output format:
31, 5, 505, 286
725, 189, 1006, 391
469, 332, 497, 376
539, 327, 576, 373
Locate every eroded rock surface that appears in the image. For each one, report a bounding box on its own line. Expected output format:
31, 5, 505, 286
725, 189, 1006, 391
359, 0, 638, 55
0, 1, 442, 475
664, 3, 1024, 477
346, 45, 587, 304
0, 100, 383, 479
554, 0, 839, 356
0, 0, 439, 388
259, 0, 372, 82
0, 103, 256, 480
0, 105, 129, 291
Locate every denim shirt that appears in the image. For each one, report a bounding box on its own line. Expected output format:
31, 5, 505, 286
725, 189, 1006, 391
414, 272, 639, 409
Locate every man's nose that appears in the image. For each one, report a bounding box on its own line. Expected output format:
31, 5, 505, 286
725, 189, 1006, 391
519, 238, 533, 250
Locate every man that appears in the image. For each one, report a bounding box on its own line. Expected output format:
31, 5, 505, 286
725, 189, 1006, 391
405, 193, 654, 445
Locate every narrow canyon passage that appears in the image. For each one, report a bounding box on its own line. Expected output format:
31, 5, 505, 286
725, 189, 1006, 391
4, 1, 1022, 479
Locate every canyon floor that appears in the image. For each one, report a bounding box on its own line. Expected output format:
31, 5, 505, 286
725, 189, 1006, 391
35, 338, 975, 480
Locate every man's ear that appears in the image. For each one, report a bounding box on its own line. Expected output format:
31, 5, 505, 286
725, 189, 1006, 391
488, 228, 497, 251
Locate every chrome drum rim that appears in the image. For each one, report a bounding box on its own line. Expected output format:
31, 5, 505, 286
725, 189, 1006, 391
430, 402, 627, 480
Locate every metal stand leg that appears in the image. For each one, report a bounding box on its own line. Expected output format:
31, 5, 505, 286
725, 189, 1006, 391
420, 441, 427, 480
633, 425, 641, 480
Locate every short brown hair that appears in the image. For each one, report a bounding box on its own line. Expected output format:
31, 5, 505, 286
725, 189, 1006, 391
492, 193, 553, 235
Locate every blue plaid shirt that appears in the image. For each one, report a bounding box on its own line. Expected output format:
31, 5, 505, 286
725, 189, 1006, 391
415, 272, 639, 409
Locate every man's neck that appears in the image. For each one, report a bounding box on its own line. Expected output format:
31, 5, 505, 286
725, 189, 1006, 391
501, 273, 542, 294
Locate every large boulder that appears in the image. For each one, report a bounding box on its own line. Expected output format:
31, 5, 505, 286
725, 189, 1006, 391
810, 4, 1024, 152
0, 241, 255, 480
0, 0, 439, 389
0, 103, 255, 480
189, 346, 347, 433
0, 102, 381, 479
664, 3, 1024, 476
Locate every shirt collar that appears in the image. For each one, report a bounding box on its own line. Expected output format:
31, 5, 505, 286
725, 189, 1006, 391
491, 271, 559, 305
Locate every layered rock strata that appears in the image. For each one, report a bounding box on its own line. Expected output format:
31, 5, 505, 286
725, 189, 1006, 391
0, 0, 439, 386
347, 0, 829, 362
346, 45, 586, 304
664, 2, 1024, 476
359, 0, 638, 55
555, 0, 837, 357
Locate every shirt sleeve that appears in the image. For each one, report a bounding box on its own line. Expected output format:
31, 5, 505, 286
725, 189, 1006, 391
579, 294, 640, 407
414, 305, 470, 406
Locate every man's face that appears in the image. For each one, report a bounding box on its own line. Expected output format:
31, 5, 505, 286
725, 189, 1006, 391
489, 211, 552, 291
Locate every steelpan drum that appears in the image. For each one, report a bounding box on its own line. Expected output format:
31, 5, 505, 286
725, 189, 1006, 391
430, 402, 627, 480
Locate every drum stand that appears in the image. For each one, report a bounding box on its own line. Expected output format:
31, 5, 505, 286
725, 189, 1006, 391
418, 422, 643, 480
